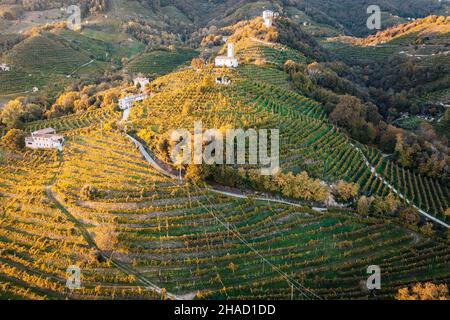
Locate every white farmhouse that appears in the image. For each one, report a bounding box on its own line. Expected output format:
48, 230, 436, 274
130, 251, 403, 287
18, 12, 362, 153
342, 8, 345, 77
25, 128, 65, 150
119, 93, 147, 110
133, 77, 150, 92
215, 43, 238, 68
263, 10, 274, 27
0, 63, 10, 72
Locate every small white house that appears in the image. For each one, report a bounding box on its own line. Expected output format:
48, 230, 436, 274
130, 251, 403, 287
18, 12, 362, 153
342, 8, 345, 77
0, 63, 10, 72
119, 93, 147, 110
25, 128, 65, 150
133, 77, 150, 92
215, 43, 238, 68
263, 10, 274, 27
216, 76, 232, 85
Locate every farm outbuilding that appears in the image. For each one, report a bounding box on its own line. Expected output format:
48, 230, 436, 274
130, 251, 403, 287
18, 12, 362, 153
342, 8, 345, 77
215, 43, 238, 68
25, 128, 65, 150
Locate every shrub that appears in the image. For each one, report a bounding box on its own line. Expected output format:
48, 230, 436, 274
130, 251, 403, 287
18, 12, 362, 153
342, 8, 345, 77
1, 129, 26, 150
80, 185, 98, 201
396, 283, 449, 300
357, 196, 372, 215
444, 208, 450, 217
333, 180, 359, 203
420, 222, 434, 237
94, 225, 119, 251
399, 207, 420, 226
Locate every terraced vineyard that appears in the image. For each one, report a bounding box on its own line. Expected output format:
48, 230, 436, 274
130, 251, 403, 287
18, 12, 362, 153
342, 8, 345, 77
0, 69, 46, 95
412, 88, 450, 105
237, 76, 449, 223
236, 39, 309, 67
1, 0, 449, 302
130, 67, 449, 226
42, 129, 450, 299
365, 149, 450, 221
322, 41, 399, 63
22, 106, 120, 134
0, 89, 448, 299
235, 77, 325, 120
53, 29, 115, 62
4, 33, 92, 75
0, 31, 110, 96
126, 49, 198, 76
239, 64, 292, 89
0, 146, 159, 299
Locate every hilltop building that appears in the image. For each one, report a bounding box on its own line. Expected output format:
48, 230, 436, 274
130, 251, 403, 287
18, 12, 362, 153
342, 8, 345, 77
119, 93, 147, 110
215, 43, 238, 68
263, 10, 275, 27
0, 64, 10, 72
133, 77, 150, 91
25, 128, 65, 150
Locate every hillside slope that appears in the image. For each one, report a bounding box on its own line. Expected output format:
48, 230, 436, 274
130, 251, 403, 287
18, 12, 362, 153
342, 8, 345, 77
358, 15, 450, 46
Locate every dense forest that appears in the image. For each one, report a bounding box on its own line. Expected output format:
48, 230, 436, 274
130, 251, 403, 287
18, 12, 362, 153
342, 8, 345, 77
141, 0, 446, 36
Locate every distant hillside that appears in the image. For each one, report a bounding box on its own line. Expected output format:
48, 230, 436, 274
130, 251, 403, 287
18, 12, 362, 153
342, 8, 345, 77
0, 27, 111, 96
142, 0, 446, 37
7, 0, 108, 14
292, 0, 445, 37
357, 15, 450, 46
223, 16, 329, 63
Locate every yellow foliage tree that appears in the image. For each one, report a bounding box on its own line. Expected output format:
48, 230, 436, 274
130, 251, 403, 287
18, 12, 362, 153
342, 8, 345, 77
94, 224, 119, 251
396, 283, 449, 300
333, 180, 359, 203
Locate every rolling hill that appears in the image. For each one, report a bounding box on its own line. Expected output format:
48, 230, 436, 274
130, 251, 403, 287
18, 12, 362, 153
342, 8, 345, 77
0, 0, 449, 302
0, 98, 448, 300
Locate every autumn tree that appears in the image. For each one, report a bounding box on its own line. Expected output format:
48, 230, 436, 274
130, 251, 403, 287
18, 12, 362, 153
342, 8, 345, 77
332, 180, 359, 203
80, 185, 98, 201
191, 58, 205, 70
103, 91, 118, 106
329, 95, 365, 129
384, 193, 400, 213
0, 99, 25, 129
1, 129, 26, 150
284, 60, 299, 74
396, 283, 449, 300
185, 164, 209, 184
357, 196, 373, 216
444, 208, 450, 218
399, 207, 420, 226
94, 224, 119, 251
379, 124, 402, 153
420, 222, 434, 236
273, 171, 329, 202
